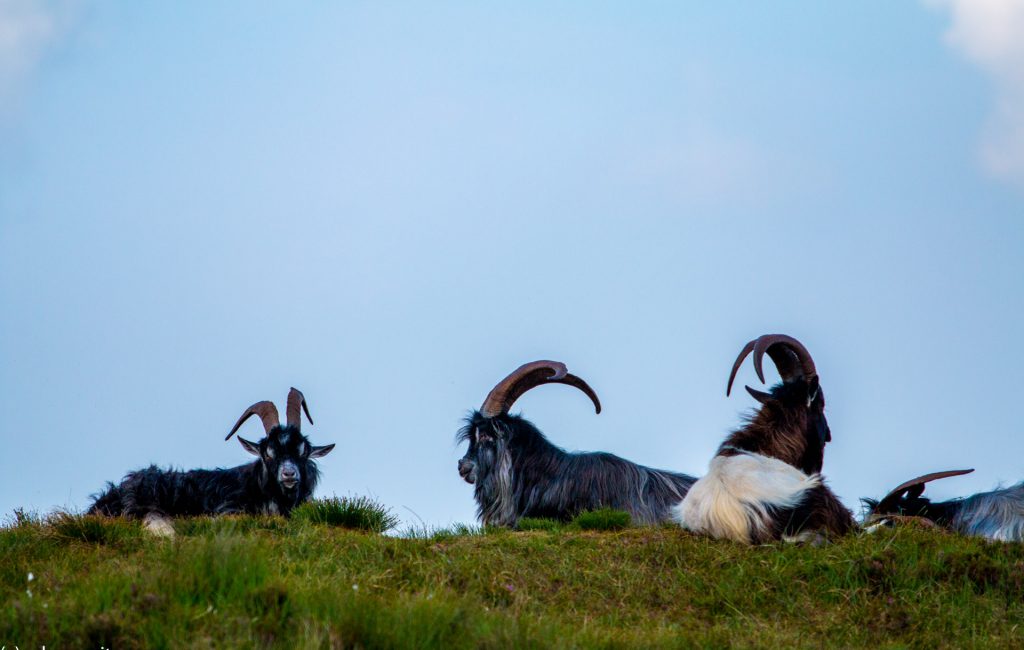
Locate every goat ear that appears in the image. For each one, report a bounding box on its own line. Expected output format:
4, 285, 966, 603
805, 376, 820, 407
238, 437, 262, 456
309, 443, 335, 458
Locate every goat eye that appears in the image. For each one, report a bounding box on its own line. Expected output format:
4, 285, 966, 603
265, 447, 275, 459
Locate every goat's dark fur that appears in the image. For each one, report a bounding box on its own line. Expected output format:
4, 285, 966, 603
723, 379, 830, 475
89, 425, 332, 519
458, 411, 696, 527
728, 378, 852, 540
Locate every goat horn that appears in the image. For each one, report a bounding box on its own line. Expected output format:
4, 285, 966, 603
872, 468, 975, 514
286, 387, 313, 429
479, 360, 602, 418
226, 401, 280, 441
744, 386, 772, 404
727, 334, 817, 396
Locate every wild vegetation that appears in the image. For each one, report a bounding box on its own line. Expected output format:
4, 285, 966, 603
2, 503, 1024, 649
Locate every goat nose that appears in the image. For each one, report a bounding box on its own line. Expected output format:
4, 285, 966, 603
282, 468, 297, 478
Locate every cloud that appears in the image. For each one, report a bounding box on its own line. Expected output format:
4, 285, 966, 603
928, 0, 1024, 186
0, 0, 74, 102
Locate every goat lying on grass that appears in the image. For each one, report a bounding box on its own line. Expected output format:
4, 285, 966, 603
864, 468, 1024, 542
89, 388, 334, 534
457, 360, 696, 527
674, 334, 854, 544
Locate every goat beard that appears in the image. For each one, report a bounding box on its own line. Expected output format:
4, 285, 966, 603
476, 442, 516, 527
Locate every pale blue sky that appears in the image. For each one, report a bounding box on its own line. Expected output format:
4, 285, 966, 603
1, 2, 1022, 528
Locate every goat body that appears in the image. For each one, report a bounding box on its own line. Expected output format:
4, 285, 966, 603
952, 484, 1024, 541
89, 456, 319, 519
89, 389, 333, 523
460, 412, 696, 527
673, 335, 854, 544
866, 474, 1024, 542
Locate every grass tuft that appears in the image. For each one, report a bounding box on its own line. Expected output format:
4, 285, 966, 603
44, 511, 145, 547
4, 508, 41, 528
570, 507, 632, 531
291, 495, 398, 533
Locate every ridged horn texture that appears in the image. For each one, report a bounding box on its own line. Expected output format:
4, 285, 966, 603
286, 387, 313, 429
873, 468, 975, 514
225, 401, 281, 441
479, 360, 602, 418
727, 334, 818, 397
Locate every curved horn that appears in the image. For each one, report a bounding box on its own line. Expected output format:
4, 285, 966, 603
727, 334, 818, 396
286, 387, 313, 429
226, 401, 280, 440
479, 360, 602, 418
872, 468, 975, 514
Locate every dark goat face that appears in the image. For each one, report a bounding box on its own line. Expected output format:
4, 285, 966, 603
458, 418, 502, 485
873, 494, 935, 519
239, 427, 334, 493
865, 469, 974, 526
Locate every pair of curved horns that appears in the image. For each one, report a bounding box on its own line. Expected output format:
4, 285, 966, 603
479, 360, 602, 418
726, 334, 818, 397
871, 468, 974, 514
225, 387, 314, 440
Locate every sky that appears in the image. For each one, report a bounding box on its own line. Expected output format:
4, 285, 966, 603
1, 1, 1023, 530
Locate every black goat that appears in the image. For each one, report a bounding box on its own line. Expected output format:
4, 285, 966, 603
864, 469, 1024, 541
457, 360, 696, 527
89, 388, 334, 532
673, 334, 854, 544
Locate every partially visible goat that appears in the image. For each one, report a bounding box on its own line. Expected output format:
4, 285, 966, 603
673, 334, 854, 544
89, 388, 334, 533
864, 469, 1024, 541
457, 360, 697, 527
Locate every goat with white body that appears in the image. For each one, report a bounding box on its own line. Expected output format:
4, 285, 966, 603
673, 335, 854, 544
89, 388, 334, 533
864, 469, 1024, 542
457, 360, 697, 527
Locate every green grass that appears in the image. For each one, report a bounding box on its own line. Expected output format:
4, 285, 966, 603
517, 508, 632, 532
570, 507, 632, 531
291, 496, 399, 533
2, 514, 1024, 649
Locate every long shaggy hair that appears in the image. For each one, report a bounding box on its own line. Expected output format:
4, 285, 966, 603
458, 412, 696, 527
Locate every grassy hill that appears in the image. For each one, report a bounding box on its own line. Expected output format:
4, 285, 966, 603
2, 509, 1024, 649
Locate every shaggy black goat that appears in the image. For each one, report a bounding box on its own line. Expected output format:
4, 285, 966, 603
673, 334, 854, 544
457, 360, 696, 527
89, 388, 334, 533
864, 469, 1024, 541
